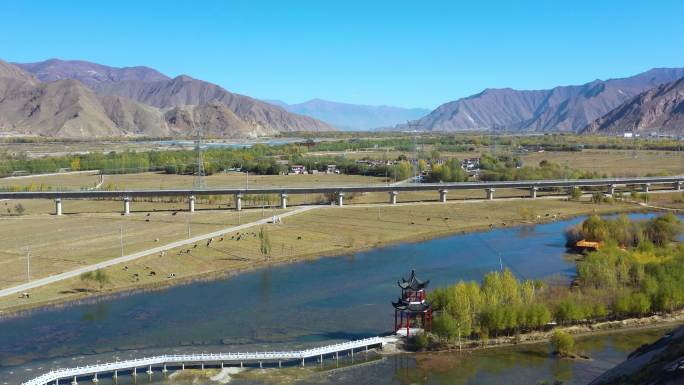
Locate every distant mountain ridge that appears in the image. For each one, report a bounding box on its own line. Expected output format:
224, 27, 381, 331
407, 68, 684, 132
0, 59, 333, 138
15, 59, 170, 87
583, 76, 684, 135
269, 98, 430, 130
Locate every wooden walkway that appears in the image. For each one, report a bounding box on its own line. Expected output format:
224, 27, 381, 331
21, 337, 385, 385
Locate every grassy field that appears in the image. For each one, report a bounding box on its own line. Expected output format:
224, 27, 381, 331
0, 197, 641, 313
0, 200, 289, 289
520, 149, 684, 177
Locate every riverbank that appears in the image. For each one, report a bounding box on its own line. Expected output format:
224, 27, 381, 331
0, 197, 651, 316
408, 310, 684, 357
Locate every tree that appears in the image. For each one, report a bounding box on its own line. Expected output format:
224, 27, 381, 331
70, 157, 81, 171
418, 159, 428, 172
258, 226, 272, 260
569, 187, 582, 201
432, 313, 459, 342
94, 269, 110, 289
80, 271, 94, 291
550, 330, 575, 357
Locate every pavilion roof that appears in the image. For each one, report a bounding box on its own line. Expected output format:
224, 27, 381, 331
398, 270, 429, 291
392, 297, 431, 312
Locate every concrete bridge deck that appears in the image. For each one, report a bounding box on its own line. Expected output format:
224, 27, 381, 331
21, 337, 385, 385
1, 176, 682, 199
1, 176, 682, 214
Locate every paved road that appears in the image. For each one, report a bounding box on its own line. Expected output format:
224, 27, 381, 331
0, 205, 315, 299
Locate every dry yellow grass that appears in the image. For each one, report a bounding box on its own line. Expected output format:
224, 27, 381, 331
520, 149, 684, 177
0, 197, 639, 313
0, 200, 288, 289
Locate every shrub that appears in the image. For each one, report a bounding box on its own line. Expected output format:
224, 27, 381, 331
550, 330, 575, 357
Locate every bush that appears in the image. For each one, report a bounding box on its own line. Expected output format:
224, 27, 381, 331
569, 187, 583, 201
406, 332, 430, 351
550, 330, 575, 357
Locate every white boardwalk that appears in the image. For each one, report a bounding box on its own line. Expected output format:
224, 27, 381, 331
21, 337, 385, 385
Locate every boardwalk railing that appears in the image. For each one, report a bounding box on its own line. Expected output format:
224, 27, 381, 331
21, 337, 384, 385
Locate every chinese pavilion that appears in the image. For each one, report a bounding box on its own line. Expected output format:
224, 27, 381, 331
392, 270, 432, 337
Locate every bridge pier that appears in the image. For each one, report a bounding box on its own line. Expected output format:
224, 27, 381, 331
71, 375, 77, 385
389, 191, 397, 204
123, 197, 131, 215
280, 193, 288, 209
220, 361, 224, 369
608, 184, 617, 195
188, 195, 195, 213
55, 198, 63, 216
676, 181, 683, 191
302, 358, 305, 367
113, 370, 117, 379
278, 360, 282, 368
337, 192, 345, 206
486, 188, 495, 200
92, 373, 98, 383
147, 365, 153, 375
181, 363, 185, 371
642, 183, 650, 193
162, 363, 168, 373
259, 361, 263, 369
235, 193, 243, 211
439, 189, 448, 203
529, 187, 538, 199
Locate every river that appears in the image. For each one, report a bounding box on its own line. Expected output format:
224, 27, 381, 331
0, 213, 680, 384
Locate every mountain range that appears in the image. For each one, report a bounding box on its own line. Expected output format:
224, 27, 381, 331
267, 99, 430, 131
407, 68, 684, 133
583, 76, 684, 135
0, 59, 333, 138
1, 58, 682, 137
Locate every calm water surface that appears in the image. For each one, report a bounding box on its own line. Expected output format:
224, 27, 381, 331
0, 213, 678, 384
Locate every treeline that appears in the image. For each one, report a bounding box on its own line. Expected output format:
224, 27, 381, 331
0, 144, 304, 177
479, 155, 602, 181
429, 214, 684, 344
565, 213, 682, 248
424, 158, 468, 182
430, 269, 551, 343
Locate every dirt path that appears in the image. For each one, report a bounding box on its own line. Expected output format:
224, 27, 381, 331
0, 205, 315, 299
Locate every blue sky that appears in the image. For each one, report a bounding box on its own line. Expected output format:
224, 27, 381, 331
2, 0, 683, 108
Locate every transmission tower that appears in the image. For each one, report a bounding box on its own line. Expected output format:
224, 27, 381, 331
406, 120, 422, 181
193, 125, 206, 189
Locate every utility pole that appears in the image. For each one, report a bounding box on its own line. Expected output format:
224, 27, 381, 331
120, 226, 124, 257
25, 246, 30, 282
